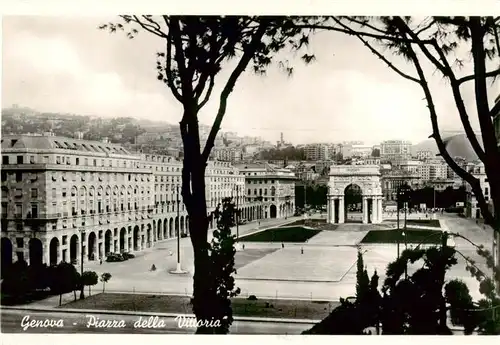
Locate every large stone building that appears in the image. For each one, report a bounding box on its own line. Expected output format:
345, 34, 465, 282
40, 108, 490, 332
304, 144, 329, 161
0, 134, 256, 267
381, 168, 420, 202
380, 140, 412, 164
236, 163, 296, 220
464, 162, 492, 219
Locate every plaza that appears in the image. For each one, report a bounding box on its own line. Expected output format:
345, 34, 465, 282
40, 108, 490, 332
51, 212, 492, 306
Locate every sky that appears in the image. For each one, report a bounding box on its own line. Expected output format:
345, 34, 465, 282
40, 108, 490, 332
2, 15, 499, 146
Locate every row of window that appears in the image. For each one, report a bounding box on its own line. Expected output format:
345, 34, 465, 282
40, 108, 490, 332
3, 155, 248, 179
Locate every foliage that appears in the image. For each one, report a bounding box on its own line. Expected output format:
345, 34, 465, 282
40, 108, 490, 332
356, 250, 369, 300
100, 273, 112, 293
304, 238, 500, 335
81, 271, 99, 296
460, 238, 500, 334
49, 262, 81, 306
295, 184, 327, 208
1, 260, 32, 299
205, 197, 241, 334
259, 147, 306, 161
408, 186, 466, 209
371, 148, 380, 158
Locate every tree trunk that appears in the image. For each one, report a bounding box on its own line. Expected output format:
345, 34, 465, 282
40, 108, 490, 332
89, 286, 91, 296
189, 170, 217, 334
103, 283, 105, 293
73, 289, 76, 301
59, 293, 62, 306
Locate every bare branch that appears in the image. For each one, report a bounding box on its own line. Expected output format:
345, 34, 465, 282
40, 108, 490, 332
343, 17, 394, 36
124, 15, 167, 38
415, 18, 436, 36
394, 17, 487, 163
332, 18, 421, 84
457, 68, 500, 85
403, 32, 480, 195
198, 75, 215, 110
292, 22, 433, 45
393, 18, 449, 76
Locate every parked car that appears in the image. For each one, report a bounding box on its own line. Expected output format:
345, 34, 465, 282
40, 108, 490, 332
106, 253, 124, 262
181, 233, 188, 238
238, 219, 248, 225
122, 252, 135, 259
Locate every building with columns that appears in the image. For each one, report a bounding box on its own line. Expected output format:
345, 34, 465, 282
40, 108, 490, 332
236, 163, 296, 220
0, 134, 262, 268
327, 165, 383, 224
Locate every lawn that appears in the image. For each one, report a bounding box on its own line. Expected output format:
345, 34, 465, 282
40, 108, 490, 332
60, 293, 338, 320
405, 219, 441, 228
285, 219, 327, 228
234, 248, 279, 270
360, 228, 443, 244
239, 226, 322, 243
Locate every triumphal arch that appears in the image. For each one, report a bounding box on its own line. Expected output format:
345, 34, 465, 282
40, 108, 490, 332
327, 165, 383, 224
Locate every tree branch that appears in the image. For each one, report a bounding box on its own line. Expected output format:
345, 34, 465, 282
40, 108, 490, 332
193, 19, 222, 107
198, 75, 215, 110
457, 68, 500, 85
164, 35, 183, 102
403, 34, 481, 197
395, 17, 487, 163
168, 16, 194, 102
393, 18, 449, 76
201, 19, 270, 162
292, 22, 433, 45
124, 15, 167, 38
332, 18, 421, 84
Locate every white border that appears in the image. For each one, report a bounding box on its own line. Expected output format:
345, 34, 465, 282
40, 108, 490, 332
0, 0, 499, 16
2, 0, 500, 344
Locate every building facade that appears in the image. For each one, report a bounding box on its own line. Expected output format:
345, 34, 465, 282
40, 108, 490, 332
304, 144, 329, 161
464, 162, 492, 219
380, 140, 412, 163
381, 168, 420, 202
237, 163, 296, 220
0, 134, 259, 267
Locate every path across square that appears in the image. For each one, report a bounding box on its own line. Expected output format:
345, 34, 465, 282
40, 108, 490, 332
236, 246, 358, 282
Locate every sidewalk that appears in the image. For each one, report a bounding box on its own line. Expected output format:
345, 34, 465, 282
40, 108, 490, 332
1, 304, 320, 324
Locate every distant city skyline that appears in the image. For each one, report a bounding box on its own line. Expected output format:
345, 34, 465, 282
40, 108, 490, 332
3, 16, 499, 146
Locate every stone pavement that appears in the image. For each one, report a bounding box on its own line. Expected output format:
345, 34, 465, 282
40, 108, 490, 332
236, 246, 358, 282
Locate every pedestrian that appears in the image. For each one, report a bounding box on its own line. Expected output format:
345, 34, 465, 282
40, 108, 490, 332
99, 258, 102, 265
242, 244, 245, 250
301, 247, 304, 255
281, 243, 284, 249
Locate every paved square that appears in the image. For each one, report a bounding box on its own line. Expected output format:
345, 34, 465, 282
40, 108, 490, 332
236, 246, 358, 282
307, 230, 369, 246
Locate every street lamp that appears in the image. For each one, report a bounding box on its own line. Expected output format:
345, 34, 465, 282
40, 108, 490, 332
78, 228, 85, 299
170, 185, 186, 274
234, 185, 242, 251
396, 184, 411, 259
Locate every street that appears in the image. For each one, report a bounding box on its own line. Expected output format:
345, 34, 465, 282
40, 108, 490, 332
1, 309, 313, 335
